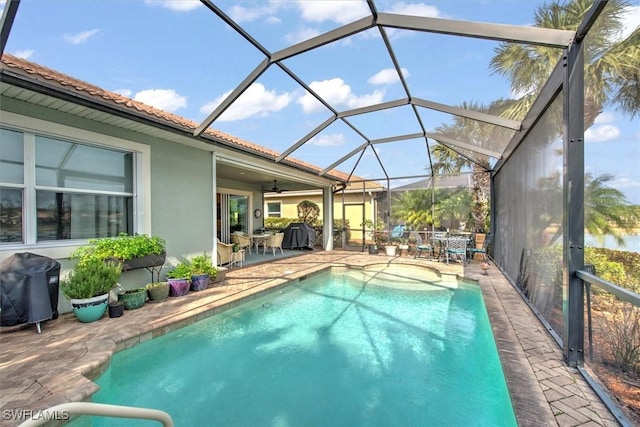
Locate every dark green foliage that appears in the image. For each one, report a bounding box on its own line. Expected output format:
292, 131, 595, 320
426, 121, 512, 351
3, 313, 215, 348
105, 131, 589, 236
61, 258, 122, 299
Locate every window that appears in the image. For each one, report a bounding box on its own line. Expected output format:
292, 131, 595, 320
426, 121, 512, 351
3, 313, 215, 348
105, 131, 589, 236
0, 128, 24, 243
267, 202, 282, 218
1, 128, 135, 244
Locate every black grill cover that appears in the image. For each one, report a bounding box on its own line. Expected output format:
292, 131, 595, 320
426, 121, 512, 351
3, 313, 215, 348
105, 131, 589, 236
0, 253, 60, 326
282, 223, 315, 250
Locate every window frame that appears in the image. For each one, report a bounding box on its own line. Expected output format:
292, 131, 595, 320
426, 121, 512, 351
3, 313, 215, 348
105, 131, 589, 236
0, 110, 150, 259
266, 201, 282, 218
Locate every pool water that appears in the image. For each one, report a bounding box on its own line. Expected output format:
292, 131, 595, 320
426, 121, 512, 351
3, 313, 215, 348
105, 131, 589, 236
90, 266, 517, 426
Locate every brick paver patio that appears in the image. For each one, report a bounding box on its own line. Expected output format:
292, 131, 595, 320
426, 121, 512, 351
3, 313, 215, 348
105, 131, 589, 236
0, 251, 619, 426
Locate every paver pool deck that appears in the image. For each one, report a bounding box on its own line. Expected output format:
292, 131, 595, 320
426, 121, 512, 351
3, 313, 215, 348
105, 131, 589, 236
0, 251, 620, 426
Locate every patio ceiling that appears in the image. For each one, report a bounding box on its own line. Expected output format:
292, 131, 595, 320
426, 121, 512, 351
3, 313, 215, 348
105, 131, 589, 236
0, 0, 577, 188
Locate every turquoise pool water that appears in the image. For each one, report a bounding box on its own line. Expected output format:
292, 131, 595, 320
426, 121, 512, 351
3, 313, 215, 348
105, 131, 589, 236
91, 266, 516, 426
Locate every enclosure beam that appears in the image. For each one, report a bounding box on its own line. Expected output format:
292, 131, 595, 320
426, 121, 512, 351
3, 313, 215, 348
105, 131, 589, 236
563, 35, 586, 368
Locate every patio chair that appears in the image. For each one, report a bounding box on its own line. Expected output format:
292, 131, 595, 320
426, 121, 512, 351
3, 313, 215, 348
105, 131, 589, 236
468, 233, 490, 263
216, 239, 233, 266
411, 232, 433, 259
446, 236, 469, 265
231, 232, 252, 255
264, 233, 285, 256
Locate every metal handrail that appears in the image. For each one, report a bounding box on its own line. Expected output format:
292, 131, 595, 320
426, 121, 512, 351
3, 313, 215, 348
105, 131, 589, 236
577, 269, 640, 306
19, 402, 173, 427
576, 266, 638, 427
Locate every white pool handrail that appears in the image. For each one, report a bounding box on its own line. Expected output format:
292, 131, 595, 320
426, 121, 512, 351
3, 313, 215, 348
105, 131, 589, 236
18, 402, 173, 427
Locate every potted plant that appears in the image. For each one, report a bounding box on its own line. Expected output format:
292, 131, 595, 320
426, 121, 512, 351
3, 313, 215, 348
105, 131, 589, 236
61, 258, 121, 323
71, 233, 166, 271
166, 262, 191, 297
117, 287, 147, 310
146, 281, 170, 302
384, 239, 398, 257
188, 253, 218, 291
361, 219, 384, 254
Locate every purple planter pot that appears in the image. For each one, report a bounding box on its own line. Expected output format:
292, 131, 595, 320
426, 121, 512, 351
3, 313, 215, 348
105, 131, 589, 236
168, 278, 190, 297
190, 274, 209, 291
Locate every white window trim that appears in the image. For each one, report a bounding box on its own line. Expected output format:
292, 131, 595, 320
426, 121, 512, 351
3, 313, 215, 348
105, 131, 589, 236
0, 110, 151, 261
266, 201, 282, 217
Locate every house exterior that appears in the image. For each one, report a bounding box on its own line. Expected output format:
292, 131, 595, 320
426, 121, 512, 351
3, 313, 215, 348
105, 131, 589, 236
264, 175, 386, 246
0, 54, 344, 312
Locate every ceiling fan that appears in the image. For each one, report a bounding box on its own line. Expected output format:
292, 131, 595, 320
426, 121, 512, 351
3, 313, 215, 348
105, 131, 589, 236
270, 179, 287, 193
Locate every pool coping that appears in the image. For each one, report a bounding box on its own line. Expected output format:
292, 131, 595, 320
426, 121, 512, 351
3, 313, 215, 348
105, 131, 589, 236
0, 251, 619, 426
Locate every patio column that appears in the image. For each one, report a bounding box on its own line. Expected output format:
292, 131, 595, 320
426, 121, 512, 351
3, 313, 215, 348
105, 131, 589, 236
323, 186, 334, 250
562, 35, 586, 367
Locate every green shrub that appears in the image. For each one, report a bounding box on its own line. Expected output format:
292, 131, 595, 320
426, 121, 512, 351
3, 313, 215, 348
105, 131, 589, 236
189, 253, 218, 277
166, 262, 191, 279
71, 233, 166, 265
61, 258, 122, 299
597, 302, 640, 374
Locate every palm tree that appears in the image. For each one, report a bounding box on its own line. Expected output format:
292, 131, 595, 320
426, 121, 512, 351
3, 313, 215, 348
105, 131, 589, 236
391, 188, 436, 230
425, 1, 638, 242
490, 0, 639, 125
430, 101, 497, 231
584, 173, 638, 246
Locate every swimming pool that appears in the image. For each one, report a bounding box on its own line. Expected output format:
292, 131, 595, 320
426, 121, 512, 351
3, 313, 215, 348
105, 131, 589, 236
90, 265, 516, 426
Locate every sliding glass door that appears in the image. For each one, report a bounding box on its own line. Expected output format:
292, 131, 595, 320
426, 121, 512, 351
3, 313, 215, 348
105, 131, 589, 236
217, 190, 251, 243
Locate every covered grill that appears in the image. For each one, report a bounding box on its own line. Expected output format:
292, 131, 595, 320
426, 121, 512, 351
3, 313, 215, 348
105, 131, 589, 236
282, 223, 315, 250
0, 252, 61, 333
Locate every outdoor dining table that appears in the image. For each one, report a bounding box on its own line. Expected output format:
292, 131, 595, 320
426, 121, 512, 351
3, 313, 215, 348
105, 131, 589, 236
251, 234, 271, 253
429, 234, 472, 264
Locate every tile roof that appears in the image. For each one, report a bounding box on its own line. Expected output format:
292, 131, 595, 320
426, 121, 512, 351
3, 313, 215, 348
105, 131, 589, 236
1, 53, 383, 187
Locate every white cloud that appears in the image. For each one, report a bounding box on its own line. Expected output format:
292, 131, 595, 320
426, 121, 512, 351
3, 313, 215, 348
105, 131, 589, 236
201, 83, 292, 122
144, 0, 201, 12
295, 0, 369, 24
229, 3, 281, 23
584, 124, 621, 143
113, 89, 132, 98
310, 133, 345, 147
298, 78, 385, 113
13, 49, 34, 59
389, 2, 441, 18
619, 5, 640, 40
594, 112, 617, 124
63, 29, 100, 45
134, 89, 187, 113
285, 27, 322, 44
368, 68, 409, 85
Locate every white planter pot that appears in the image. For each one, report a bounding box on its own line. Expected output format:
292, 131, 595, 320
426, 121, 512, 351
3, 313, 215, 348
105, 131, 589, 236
385, 245, 398, 256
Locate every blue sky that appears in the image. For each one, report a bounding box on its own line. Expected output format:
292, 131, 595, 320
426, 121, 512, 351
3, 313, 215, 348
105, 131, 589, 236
2, 0, 639, 203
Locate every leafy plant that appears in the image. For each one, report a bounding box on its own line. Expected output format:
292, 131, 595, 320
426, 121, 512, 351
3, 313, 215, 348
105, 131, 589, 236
71, 233, 166, 265
61, 258, 122, 299
166, 262, 191, 279
360, 219, 384, 246
189, 253, 218, 277
145, 281, 168, 290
